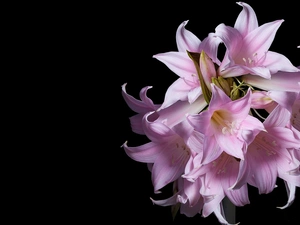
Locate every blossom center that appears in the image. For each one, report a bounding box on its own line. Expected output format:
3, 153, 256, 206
211, 110, 238, 135
240, 52, 265, 67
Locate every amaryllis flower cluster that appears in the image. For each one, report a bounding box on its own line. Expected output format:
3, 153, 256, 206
121, 2, 300, 225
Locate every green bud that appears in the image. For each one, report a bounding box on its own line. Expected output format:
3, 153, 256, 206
231, 82, 240, 100
187, 50, 212, 104
212, 76, 233, 97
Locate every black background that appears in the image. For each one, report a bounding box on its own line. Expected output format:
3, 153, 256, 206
3, 1, 298, 224
114, 1, 299, 224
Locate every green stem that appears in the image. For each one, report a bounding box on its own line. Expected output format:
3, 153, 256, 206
222, 196, 236, 223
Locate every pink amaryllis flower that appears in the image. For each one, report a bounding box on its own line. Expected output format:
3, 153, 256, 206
153, 20, 222, 109
122, 116, 196, 193
182, 152, 250, 225
152, 149, 249, 225
187, 84, 265, 164
230, 105, 300, 207
215, 2, 300, 79
150, 130, 209, 218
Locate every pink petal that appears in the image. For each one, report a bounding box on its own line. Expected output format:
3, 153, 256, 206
263, 51, 300, 74
214, 23, 243, 59
176, 20, 201, 53
234, 2, 258, 36
276, 182, 297, 209
122, 141, 161, 163
121, 83, 160, 113
238, 20, 283, 60
153, 51, 196, 78
143, 112, 175, 143
152, 151, 187, 192
159, 78, 195, 109
199, 33, 223, 65
242, 70, 300, 92
156, 94, 207, 128
247, 142, 278, 194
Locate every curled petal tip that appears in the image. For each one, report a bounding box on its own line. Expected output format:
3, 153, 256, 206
121, 141, 128, 148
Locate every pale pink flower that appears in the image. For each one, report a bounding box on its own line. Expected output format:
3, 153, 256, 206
182, 152, 249, 225
187, 84, 265, 163
215, 2, 300, 79
152, 152, 248, 225
230, 105, 300, 206
122, 117, 195, 193
153, 20, 222, 109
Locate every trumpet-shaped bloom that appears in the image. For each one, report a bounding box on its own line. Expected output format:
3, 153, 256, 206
123, 117, 195, 193
231, 105, 300, 205
153, 20, 222, 109
215, 2, 300, 79
152, 153, 248, 225
187, 84, 265, 163
182, 152, 249, 225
